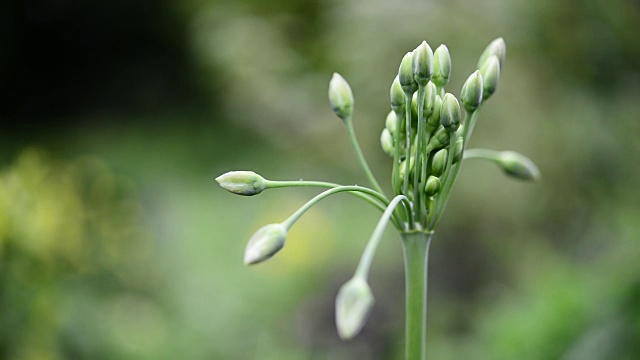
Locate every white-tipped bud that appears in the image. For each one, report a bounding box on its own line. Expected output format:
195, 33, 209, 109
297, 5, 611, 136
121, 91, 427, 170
480, 56, 501, 100
412, 41, 434, 86
216, 171, 267, 196
440, 93, 461, 131
426, 126, 450, 153
432, 45, 451, 87
399, 52, 418, 94
423, 81, 437, 118
380, 128, 394, 156
461, 71, 484, 112
328, 73, 354, 121
477, 37, 506, 70
431, 149, 448, 176
244, 223, 287, 265
426, 95, 443, 131
390, 76, 405, 115
385, 111, 398, 136
497, 151, 540, 181
452, 137, 464, 163
336, 277, 374, 340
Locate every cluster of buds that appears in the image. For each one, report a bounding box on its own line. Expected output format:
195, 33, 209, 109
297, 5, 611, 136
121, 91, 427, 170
216, 37, 539, 345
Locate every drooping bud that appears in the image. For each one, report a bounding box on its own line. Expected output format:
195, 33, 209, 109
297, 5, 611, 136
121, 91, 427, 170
385, 111, 398, 136
477, 37, 506, 70
336, 277, 375, 340
390, 76, 405, 115
461, 71, 484, 112
399, 52, 418, 94
452, 137, 464, 163
412, 41, 434, 86
497, 151, 540, 180
431, 149, 448, 176
328, 73, 354, 121
424, 176, 441, 197
426, 126, 451, 152
380, 129, 394, 156
216, 171, 267, 196
480, 56, 501, 100
440, 93, 461, 131
244, 223, 288, 265
432, 45, 451, 88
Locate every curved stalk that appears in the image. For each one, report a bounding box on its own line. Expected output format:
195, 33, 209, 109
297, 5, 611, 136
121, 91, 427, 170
344, 117, 387, 198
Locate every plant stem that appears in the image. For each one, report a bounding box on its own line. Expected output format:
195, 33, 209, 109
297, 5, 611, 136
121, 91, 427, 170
344, 118, 387, 198
401, 231, 432, 360
267, 180, 388, 211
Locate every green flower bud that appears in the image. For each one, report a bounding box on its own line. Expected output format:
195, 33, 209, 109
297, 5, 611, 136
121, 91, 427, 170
452, 136, 464, 163
480, 56, 501, 100
440, 93, 461, 131
399, 157, 415, 180
380, 128, 394, 156
426, 126, 451, 153
477, 37, 506, 70
431, 149, 448, 176
216, 171, 267, 196
399, 52, 418, 94
498, 151, 540, 181
244, 223, 287, 265
412, 41, 433, 86
336, 277, 374, 340
385, 111, 398, 136
328, 73, 354, 121
423, 81, 437, 118
424, 175, 441, 197
426, 95, 442, 130
461, 70, 484, 112
390, 76, 405, 115
432, 45, 451, 87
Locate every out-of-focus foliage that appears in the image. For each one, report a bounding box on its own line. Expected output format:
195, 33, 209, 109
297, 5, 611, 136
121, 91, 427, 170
1, 0, 640, 359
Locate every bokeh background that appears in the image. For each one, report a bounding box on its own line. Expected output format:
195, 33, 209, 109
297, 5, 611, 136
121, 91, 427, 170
2, 0, 640, 359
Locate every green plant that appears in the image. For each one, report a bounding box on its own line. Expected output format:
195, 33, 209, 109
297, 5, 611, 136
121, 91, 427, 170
216, 38, 539, 359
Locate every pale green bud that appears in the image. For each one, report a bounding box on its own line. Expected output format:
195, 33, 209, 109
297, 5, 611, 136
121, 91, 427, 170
452, 137, 464, 163
440, 93, 461, 131
336, 277, 375, 340
399, 157, 415, 180
427, 126, 451, 152
328, 73, 354, 121
461, 71, 484, 112
424, 176, 441, 196
431, 149, 448, 176
385, 111, 398, 136
390, 76, 405, 115
423, 81, 437, 118
426, 95, 442, 130
244, 223, 287, 265
399, 52, 418, 94
477, 37, 506, 70
412, 41, 433, 86
432, 45, 451, 87
216, 171, 267, 196
498, 151, 540, 180
380, 128, 394, 156
480, 56, 501, 100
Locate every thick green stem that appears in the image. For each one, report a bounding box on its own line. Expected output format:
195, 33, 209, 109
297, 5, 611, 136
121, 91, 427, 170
344, 118, 387, 198
401, 231, 432, 360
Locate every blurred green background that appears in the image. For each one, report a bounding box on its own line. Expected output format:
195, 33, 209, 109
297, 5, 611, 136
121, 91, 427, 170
1, 0, 640, 359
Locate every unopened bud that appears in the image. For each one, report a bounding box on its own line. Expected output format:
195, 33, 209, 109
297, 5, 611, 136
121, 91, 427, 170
216, 171, 267, 196
477, 37, 506, 70
498, 151, 540, 180
380, 129, 394, 156
336, 277, 374, 340
431, 149, 448, 176
244, 223, 287, 265
424, 176, 441, 196
432, 45, 451, 87
399, 52, 418, 94
385, 111, 398, 136
423, 81, 437, 118
328, 73, 354, 121
426, 95, 442, 131
412, 41, 433, 86
426, 126, 451, 152
480, 56, 500, 100
399, 157, 415, 180
452, 137, 464, 163
440, 93, 461, 131
390, 76, 405, 115
461, 71, 484, 112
